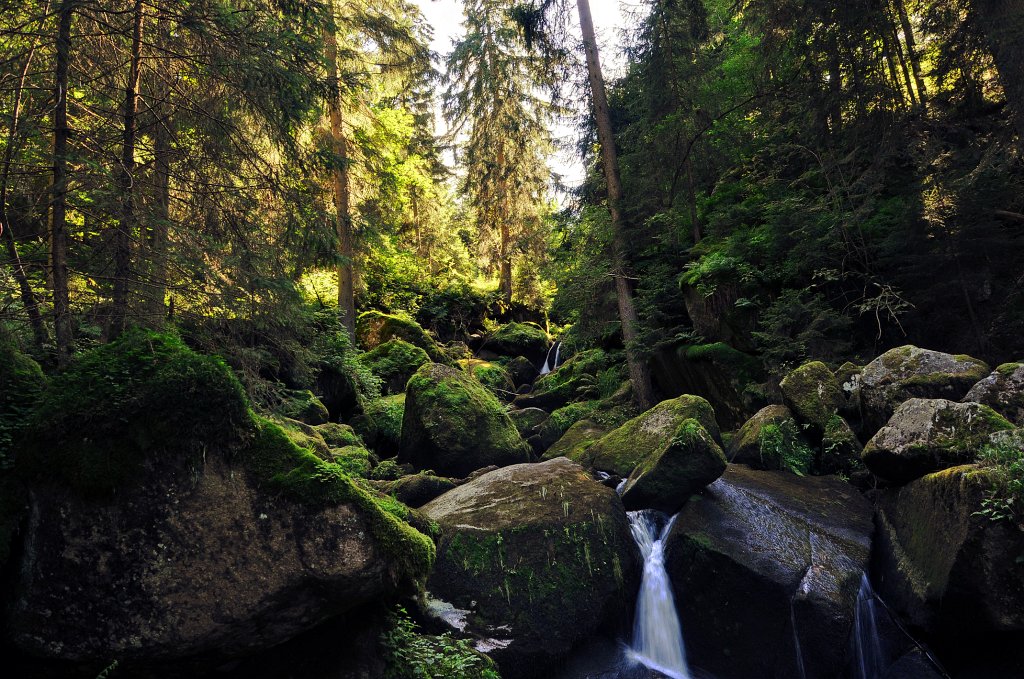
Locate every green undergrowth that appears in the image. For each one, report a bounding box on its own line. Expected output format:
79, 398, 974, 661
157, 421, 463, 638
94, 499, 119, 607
381, 606, 500, 679
758, 419, 814, 475
244, 417, 434, 578
975, 432, 1024, 523
19, 329, 251, 496
0, 339, 46, 469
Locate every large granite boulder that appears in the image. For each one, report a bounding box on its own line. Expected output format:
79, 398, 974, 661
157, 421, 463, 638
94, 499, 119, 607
583, 395, 720, 477
874, 464, 1024, 635
780, 360, 845, 434
358, 338, 429, 395
726, 405, 803, 467
859, 346, 989, 436
665, 465, 873, 679
862, 399, 1013, 483
482, 322, 549, 365
420, 458, 641, 678
351, 393, 406, 456
356, 310, 449, 364
541, 419, 610, 464
964, 362, 1024, 426
8, 331, 433, 671
618, 418, 727, 513
399, 363, 530, 477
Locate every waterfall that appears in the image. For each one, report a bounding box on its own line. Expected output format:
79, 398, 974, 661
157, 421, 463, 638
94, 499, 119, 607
853, 574, 887, 679
625, 510, 691, 679
540, 341, 561, 375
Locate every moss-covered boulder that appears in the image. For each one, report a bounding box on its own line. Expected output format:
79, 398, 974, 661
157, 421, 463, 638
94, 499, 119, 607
460, 358, 515, 399
482, 322, 549, 364
399, 364, 530, 477
374, 472, 458, 508
541, 419, 610, 464
514, 349, 612, 410
619, 418, 727, 513
862, 399, 1014, 483
352, 393, 405, 455
780, 360, 844, 434
420, 458, 641, 677
583, 395, 720, 477
504, 355, 537, 388
875, 464, 1024, 636
509, 407, 549, 438
665, 465, 873, 679
315, 422, 363, 448
727, 405, 799, 466
358, 338, 429, 395
536, 400, 600, 448
274, 388, 330, 425
964, 362, 1024, 426
8, 331, 432, 671
859, 346, 990, 436
820, 413, 864, 476
356, 310, 449, 364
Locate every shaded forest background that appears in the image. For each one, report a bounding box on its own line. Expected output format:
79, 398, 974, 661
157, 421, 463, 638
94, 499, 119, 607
1, 0, 1023, 408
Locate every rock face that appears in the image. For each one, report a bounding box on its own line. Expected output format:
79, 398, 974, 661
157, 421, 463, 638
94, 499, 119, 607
665, 465, 873, 679
964, 362, 1024, 426
780, 360, 844, 433
874, 464, 1024, 634
862, 399, 1013, 483
399, 363, 530, 477
619, 418, 727, 513
583, 395, 720, 477
7, 453, 419, 668
352, 393, 406, 455
859, 346, 989, 435
275, 388, 330, 425
420, 458, 641, 678
541, 419, 609, 464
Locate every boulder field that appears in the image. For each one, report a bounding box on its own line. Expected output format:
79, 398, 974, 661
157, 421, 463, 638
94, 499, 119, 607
3, 332, 1023, 679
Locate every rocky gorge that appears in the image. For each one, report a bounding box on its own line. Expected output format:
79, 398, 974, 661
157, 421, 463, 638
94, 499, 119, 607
1, 316, 1023, 679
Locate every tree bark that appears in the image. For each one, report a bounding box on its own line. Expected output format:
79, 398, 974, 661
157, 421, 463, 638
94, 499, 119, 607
892, 0, 928, 105
325, 5, 356, 339
111, 0, 145, 338
51, 0, 75, 365
575, 0, 656, 410
1, 33, 49, 350
146, 10, 171, 329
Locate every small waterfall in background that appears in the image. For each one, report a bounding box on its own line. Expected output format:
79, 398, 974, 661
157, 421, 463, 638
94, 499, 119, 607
625, 510, 691, 679
540, 341, 562, 375
854, 573, 885, 679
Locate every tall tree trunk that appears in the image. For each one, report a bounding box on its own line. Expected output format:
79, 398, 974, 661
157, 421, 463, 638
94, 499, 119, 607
892, 0, 928, 105
575, 0, 656, 410
686, 158, 702, 244
496, 143, 513, 305
325, 6, 356, 339
111, 0, 145, 338
1, 33, 49, 350
51, 0, 75, 365
146, 11, 171, 329
880, 28, 908, 108
973, 0, 1024, 146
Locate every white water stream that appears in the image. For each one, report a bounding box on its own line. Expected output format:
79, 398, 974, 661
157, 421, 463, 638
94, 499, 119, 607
625, 510, 691, 679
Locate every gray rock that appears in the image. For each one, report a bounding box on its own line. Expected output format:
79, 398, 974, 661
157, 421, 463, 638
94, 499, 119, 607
964, 362, 1024, 426
859, 346, 989, 435
862, 398, 1014, 483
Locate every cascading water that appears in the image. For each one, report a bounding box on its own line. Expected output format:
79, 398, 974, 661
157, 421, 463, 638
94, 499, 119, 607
854, 573, 885, 679
625, 510, 691, 679
540, 341, 562, 375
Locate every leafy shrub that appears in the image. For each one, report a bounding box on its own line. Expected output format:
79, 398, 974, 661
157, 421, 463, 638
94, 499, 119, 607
380, 607, 500, 679
975, 433, 1024, 523
758, 419, 814, 475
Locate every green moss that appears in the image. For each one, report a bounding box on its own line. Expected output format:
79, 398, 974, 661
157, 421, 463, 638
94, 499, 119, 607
316, 422, 363, 448
369, 458, 403, 481
329, 445, 374, 477
460, 359, 515, 398
243, 417, 434, 579
359, 339, 430, 393
486, 322, 548, 357
274, 389, 329, 425
532, 349, 612, 397
995, 363, 1023, 378
780, 360, 843, 431
19, 330, 251, 497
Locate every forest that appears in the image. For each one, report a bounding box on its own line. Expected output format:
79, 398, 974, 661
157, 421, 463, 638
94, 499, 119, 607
1, 0, 1023, 678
